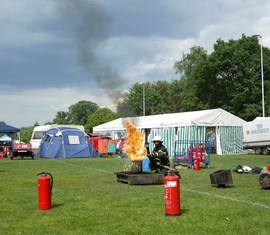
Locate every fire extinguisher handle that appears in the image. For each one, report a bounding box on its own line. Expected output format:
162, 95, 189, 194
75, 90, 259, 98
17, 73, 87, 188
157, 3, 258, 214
165, 170, 181, 178
47, 172, 53, 193
37, 172, 53, 194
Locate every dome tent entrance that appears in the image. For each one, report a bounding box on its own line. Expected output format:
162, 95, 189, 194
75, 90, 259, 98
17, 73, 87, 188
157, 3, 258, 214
38, 127, 98, 158
93, 108, 246, 156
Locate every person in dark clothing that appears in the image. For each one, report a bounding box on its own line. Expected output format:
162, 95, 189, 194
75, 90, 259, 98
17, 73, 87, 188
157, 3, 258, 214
147, 135, 170, 174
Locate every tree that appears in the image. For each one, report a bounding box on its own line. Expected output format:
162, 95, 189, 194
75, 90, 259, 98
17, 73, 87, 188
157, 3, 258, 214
208, 35, 269, 120
53, 111, 68, 124
117, 82, 166, 117
66, 100, 99, 125
33, 122, 39, 127
174, 46, 209, 111
153, 81, 171, 113
85, 108, 117, 133
169, 78, 196, 112
117, 91, 139, 117
173, 35, 270, 120
20, 126, 34, 143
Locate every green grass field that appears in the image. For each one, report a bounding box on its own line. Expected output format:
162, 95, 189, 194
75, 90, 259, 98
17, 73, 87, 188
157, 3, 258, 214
0, 154, 270, 235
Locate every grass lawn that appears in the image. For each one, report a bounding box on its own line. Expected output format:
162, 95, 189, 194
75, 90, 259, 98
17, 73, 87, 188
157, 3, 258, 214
0, 154, 270, 235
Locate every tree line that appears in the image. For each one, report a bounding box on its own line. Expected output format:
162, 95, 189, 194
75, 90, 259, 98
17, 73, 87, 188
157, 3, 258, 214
17, 34, 270, 142
118, 34, 270, 121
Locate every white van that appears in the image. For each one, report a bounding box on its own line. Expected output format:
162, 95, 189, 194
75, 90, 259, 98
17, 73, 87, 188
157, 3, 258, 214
30, 124, 85, 153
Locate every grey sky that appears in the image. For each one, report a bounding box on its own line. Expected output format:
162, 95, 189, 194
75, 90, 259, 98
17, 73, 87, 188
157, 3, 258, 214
1, 0, 269, 127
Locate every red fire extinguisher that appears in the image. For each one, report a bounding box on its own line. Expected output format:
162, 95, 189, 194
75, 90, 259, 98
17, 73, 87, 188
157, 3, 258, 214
199, 143, 205, 162
164, 171, 181, 215
37, 172, 53, 210
193, 156, 200, 171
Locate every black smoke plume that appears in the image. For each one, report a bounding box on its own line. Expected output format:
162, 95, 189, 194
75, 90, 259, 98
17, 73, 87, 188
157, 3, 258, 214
55, 0, 127, 103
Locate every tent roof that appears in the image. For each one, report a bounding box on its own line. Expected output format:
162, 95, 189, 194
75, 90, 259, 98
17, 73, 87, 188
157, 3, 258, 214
93, 108, 246, 132
0, 123, 20, 133
0, 134, 12, 141
253, 117, 270, 121
46, 127, 87, 136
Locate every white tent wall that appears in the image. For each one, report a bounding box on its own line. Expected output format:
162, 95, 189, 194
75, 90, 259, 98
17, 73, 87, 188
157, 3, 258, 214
148, 127, 175, 157
216, 128, 222, 155
149, 126, 205, 157
93, 109, 246, 156
216, 126, 245, 155
149, 125, 244, 156
163, 128, 176, 157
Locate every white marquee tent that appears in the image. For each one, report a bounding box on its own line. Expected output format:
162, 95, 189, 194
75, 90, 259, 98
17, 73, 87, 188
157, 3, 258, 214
93, 108, 247, 156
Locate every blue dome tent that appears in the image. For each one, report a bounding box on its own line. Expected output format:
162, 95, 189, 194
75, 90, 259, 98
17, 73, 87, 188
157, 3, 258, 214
38, 127, 98, 158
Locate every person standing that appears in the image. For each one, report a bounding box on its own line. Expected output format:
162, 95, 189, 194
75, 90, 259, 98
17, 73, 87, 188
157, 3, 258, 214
116, 138, 126, 158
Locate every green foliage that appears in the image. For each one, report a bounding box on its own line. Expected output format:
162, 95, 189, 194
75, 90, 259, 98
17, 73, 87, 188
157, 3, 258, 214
20, 126, 34, 143
115, 35, 270, 121
117, 87, 140, 117
66, 100, 99, 125
33, 122, 39, 127
1, 155, 270, 234
137, 82, 164, 115
85, 107, 117, 133
152, 81, 171, 113
169, 79, 198, 111
52, 111, 68, 124
117, 94, 137, 117
174, 46, 209, 111
208, 35, 263, 119
117, 82, 168, 117
173, 35, 270, 120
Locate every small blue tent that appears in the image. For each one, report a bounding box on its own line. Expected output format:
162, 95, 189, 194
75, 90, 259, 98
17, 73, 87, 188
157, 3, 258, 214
0, 123, 20, 141
38, 127, 98, 158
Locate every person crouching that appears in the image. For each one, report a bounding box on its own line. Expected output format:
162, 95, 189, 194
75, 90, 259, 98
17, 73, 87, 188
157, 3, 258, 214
147, 135, 170, 175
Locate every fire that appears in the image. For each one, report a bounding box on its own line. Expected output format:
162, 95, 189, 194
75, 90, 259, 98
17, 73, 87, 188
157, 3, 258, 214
123, 122, 147, 161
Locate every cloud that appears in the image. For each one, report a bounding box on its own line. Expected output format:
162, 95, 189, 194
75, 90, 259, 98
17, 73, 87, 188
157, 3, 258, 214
100, 0, 216, 38
0, 1, 61, 48
0, 87, 114, 127
1, 0, 270, 127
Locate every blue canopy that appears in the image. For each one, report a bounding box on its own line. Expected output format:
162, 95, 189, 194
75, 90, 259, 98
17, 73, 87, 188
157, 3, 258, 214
0, 123, 20, 133
38, 127, 98, 158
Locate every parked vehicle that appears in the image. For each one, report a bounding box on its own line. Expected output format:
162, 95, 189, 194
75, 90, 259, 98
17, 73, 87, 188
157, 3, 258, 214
30, 125, 52, 153
10, 142, 34, 160
243, 117, 270, 155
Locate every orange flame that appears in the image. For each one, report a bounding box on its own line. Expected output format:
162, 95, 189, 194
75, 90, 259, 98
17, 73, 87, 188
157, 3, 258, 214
123, 122, 147, 161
